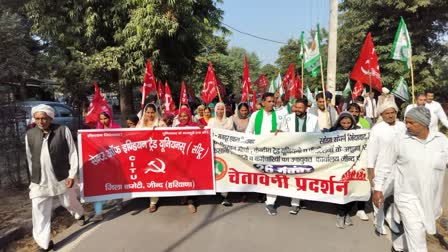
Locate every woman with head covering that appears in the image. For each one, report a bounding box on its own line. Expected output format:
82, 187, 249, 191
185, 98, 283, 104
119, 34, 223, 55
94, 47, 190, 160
92, 111, 121, 222
206, 102, 234, 206
231, 102, 250, 132
126, 114, 139, 128
207, 102, 234, 130
194, 105, 205, 122
199, 107, 213, 126
136, 103, 167, 213
176, 107, 202, 213
97, 111, 120, 129
330, 111, 359, 229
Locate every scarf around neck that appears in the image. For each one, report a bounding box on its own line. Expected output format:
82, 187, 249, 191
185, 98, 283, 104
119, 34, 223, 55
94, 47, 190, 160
254, 109, 277, 135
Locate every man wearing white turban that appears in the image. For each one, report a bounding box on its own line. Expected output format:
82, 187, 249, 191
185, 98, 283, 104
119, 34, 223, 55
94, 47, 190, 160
374, 107, 448, 252
26, 104, 85, 251
366, 99, 406, 243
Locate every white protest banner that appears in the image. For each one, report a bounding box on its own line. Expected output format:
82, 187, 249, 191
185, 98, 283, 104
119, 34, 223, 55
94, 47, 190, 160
213, 128, 371, 204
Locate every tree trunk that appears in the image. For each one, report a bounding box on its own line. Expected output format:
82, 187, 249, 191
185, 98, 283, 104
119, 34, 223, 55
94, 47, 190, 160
119, 82, 134, 127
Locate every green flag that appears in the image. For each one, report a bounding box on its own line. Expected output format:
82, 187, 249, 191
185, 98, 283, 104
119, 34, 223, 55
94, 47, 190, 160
392, 76, 410, 102
268, 79, 276, 93
275, 73, 284, 96
390, 17, 412, 71
342, 79, 352, 99
305, 86, 314, 104
298, 31, 305, 60
304, 25, 321, 77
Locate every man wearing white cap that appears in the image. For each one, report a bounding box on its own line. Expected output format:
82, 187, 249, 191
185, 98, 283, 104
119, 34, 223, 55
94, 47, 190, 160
26, 104, 85, 251
366, 99, 406, 239
373, 106, 448, 252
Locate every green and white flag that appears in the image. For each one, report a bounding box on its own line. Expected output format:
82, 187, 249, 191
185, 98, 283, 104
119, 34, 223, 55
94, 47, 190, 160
392, 76, 410, 102
390, 17, 412, 71
268, 79, 276, 93
342, 79, 352, 99
275, 73, 284, 96
305, 86, 314, 104
298, 31, 305, 60
304, 25, 321, 77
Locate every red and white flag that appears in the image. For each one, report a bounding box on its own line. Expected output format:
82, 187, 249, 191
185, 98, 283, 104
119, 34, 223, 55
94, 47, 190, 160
349, 32, 382, 92
187, 83, 196, 103
85, 82, 112, 126
164, 81, 175, 112
352, 80, 365, 99
254, 74, 268, 94
201, 62, 218, 104
241, 55, 251, 102
282, 63, 295, 101
180, 81, 189, 105
140, 59, 157, 108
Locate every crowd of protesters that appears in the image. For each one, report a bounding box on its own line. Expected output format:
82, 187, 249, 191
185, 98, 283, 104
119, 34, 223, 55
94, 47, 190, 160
25, 87, 448, 252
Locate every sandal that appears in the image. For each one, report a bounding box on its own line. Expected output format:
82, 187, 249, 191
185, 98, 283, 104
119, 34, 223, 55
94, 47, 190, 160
149, 204, 157, 213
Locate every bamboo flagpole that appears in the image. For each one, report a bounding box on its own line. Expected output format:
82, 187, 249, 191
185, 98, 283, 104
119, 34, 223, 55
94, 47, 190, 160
319, 55, 327, 111
216, 83, 222, 103
409, 54, 415, 104
301, 58, 305, 97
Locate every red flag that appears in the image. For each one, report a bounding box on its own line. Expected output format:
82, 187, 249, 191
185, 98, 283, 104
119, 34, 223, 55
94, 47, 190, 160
241, 55, 251, 102
157, 80, 164, 100
349, 32, 382, 92
85, 82, 112, 126
251, 89, 257, 111
140, 59, 157, 108
254, 74, 268, 93
296, 73, 303, 98
201, 62, 218, 104
352, 80, 364, 99
282, 63, 295, 101
164, 81, 175, 112
180, 81, 189, 105
187, 83, 197, 103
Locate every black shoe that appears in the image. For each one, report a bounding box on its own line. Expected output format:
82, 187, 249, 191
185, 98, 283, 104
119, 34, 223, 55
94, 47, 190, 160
77, 215, 86, 226
38, 240, 54, 251
221, 198, 232, 207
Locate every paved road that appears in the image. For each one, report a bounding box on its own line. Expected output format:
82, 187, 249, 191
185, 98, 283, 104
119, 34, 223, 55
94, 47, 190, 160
52, 196, 392, 252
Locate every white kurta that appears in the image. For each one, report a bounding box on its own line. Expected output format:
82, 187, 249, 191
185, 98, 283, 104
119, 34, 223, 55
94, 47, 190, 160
364, 97, 377, 119
273, 106, 289, 123
26, 126, 79, 199
207, 117, 234, 130
426, 101, 448, 129
245, 110, 279, 134
375, 132, 448, 241
404, 104, 438, 133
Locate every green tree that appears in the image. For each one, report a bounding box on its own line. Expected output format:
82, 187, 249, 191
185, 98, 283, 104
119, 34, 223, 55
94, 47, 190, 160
337, 0, 448, 100
24, 0, 226, 122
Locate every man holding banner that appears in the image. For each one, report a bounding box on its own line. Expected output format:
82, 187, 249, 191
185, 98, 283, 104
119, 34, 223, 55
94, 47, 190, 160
278, 98, 319, 215
245, 92, 280, 215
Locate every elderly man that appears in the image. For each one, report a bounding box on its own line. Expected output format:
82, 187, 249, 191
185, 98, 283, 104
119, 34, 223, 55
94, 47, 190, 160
279, 98, 320, 215
367, 100, 406, 237
373, 107, 448, 252
26, 104, 85, 251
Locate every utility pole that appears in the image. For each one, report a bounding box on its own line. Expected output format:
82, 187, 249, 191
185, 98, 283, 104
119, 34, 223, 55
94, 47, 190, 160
327, 0, 338, 105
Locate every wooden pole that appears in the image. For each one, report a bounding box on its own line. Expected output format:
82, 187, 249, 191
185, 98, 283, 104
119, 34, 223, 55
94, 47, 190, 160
409, 54, 415, 104
216, 83, 222, 103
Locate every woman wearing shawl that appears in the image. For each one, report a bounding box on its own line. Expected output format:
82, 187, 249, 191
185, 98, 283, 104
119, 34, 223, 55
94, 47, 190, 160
199, 107, 212, 126
207, 102, 234, 130
92, 111, 120, 222
136, 103, 167, 213
231, 102, 250, 132
194, 105, 205, 122
176, 107, 202, 213
330, 111, 360, 228
206, 102, 234, 206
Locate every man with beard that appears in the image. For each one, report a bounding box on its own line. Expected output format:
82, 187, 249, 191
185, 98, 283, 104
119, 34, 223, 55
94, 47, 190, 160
373, 107, 448, 252
278, 98, 320, 214
348, 103, 370, 129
